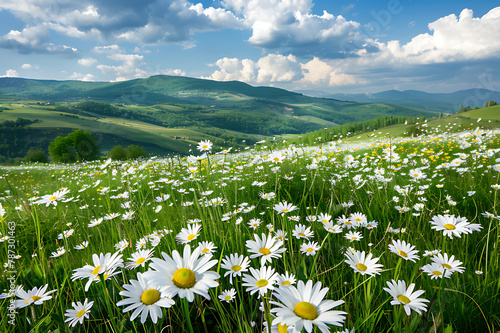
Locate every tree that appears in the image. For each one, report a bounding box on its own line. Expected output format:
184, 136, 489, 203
126, 145, 147, 159
24, 148, 48, 163
49, 129, 100, 163
109, 145, 127, 161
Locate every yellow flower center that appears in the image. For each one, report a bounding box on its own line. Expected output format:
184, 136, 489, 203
432, 270, 442, 276
202, 248, 209, 253
351, 237, 357, 240
414, 174, 419, 177
202, 145, 208, 149
397, 250, 408, 258
355, 218, 362, 222
172, 268, 196, 288
307, 248, 314, 252
442, 263, 452, 269
141, 289, 160, 305
91, 265, 101, 275
103, 274, 110, 280
443, 224, 456, 230
282, 209, 289, 212
49, 196, 57, 201
274, 158, 280, 162
187, 234, 196, 241
397, 295, 411, 304
231, 265, 242, 272
281, 281, 291, 286
76, 309, 86, 318
25, 295, 41, 304
345, 221, 352, 225
278, 323, 289, 333
224, 295, 231, 301
298, 232, 306, 237
293, 301, 318, 320
356, 263, 367, 271
259, 248, 271, 255
135, 257, 146, 265
256, 279, 268, 287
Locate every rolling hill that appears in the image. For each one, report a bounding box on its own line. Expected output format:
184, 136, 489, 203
0, 75, 442, 161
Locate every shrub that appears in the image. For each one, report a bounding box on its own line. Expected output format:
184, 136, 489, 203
109, 145, 127, 161
49, 129, 100, 163
24, 148, 48, 163
126, 145, 147, 159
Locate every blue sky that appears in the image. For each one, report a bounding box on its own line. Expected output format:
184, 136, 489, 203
0, 0, 499, 93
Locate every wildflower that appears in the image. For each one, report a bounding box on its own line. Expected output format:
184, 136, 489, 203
125, 249, 155, 270
176, 224, 202, 244
421, 263, 453, 279
116, 272, 174, 324
74, 241, 89, 250
246, 233, 286, 266
344, 250, 383, 276
276, 272, 296, 287
51, 247, 66, 258
35, 188, 70, 206
388, 239, 420, 263
344, 231, 363, 242
58, 229, 74, 239
14, 285, 57, 309
64, 299, 94, 328
273, 201, 299, 214
197, 140, 213, 152
72, 252, 124, 291
197, 241, 217, 255
292, 224, 314, 240
383, 280, 429, 315
300, 241, 321, 256
146, 245, 219, 302
242, 266, 278, 297
219, 288, 236, 303
221, 253, 251, 284
271, 280, 346, 333
429, 215, 476, 239
324, 222, 342, 233
431, 253, 465, 273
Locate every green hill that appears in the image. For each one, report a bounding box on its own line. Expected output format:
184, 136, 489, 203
0, 75, 442, 161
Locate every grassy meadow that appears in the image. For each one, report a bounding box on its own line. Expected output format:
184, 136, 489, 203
0, 123, 500, 332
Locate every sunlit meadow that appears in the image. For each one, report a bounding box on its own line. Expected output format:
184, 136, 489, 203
1, 124, 500, 332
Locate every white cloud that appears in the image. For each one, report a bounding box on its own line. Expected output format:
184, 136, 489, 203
21, 63, 38, 70
0, 69, 19, 77
78, 57, 97, 66
69, 72, 95, 81
256, 54, 302, 83
97, 52, 148, 81
156, 68, 187, 76
206, 57, 255, 82
93, 44, 121, 53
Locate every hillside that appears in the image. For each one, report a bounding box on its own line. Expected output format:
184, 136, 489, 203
0, 76, 442, 160
323, 89, 500, 114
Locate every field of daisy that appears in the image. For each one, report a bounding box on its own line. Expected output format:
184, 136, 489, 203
1, 125, 500, 332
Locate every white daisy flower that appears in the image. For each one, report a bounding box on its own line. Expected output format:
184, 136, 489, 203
300, 241, 321, 256
221, 253, 251, 284
431, 253, 465, 273
270, 280, 346, 333
421, 263, 453, 279
246, 233, 286, 266
344, 250, 383, 276
116, 272, 174, 324
14, 284, 57, 309
64, 298, 94, 327
197, 241, 217, 255
125, 249, 155, 270
242, 266, 278, 297
175, 224, 202, 244
388, 239, 420, 263
218, 288, 236, 303
383, 280, 429, 315
146, 245, 219, 302
292, 224, 314, 240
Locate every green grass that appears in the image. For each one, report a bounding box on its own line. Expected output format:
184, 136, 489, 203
0, 126, 499, 332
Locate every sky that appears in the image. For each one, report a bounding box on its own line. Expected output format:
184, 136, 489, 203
0, 0, 499, 94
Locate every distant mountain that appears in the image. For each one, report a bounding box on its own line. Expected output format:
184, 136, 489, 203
323, 89, 500, 114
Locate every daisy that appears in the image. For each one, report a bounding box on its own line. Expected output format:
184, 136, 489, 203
429, 215, 473, 239
323, 222, 342, 233
197, 241, 217, 255
364, 221, 378, 229
104, 213, 121, 220
146, 245, 219, 302
175, 224, 202, 244
58, 229, 74, 239
74, 241, 89, 250
275, 230, 288, 242
35, 188, 70, 206
125, 249, 155, 270
122, 210, 135, 220
248, 218, 262, 230
431, 253, 465, 273
336, 215, 353, 229
388, 239, 420, 263
115, 239, 129, 252
14, 284, 57, 309
383, 280, 429, 315
242, 266, 279, 297
292, 224, 314, 240
246, 233, 286, 266
64, 298, 94, 328
197, 140, 213, 152
51, 247, 66, 258
273, 201, 299, 215
421, 263, 453, 279
116, 272, 174, 324
349, 212, 367, 227
344, 250, 383, 276
88, 218, 104, 228
277, 272, 296, 287
317, 213, 332, 224
71, 252, 124, 291
300, 241, 321, 256
270, 280, 346, 333
218, 288, 236, 303
344, 231, 363, 242
221, 253, 250, 284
